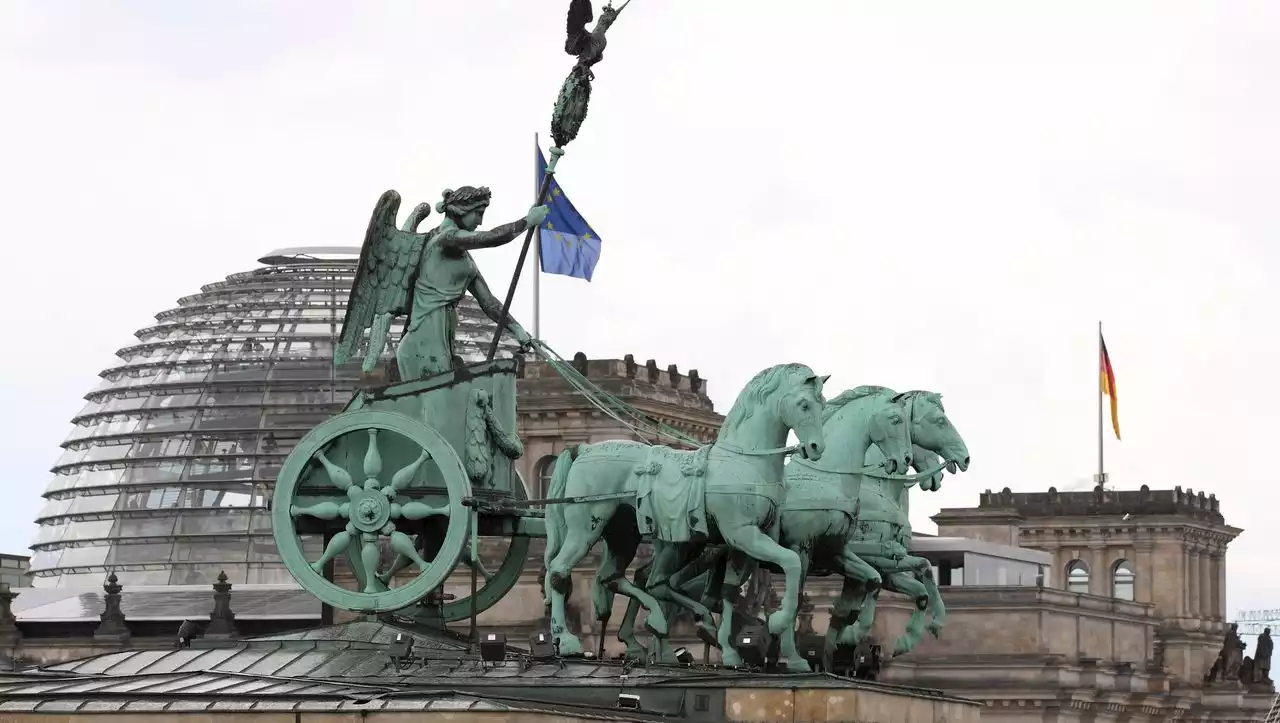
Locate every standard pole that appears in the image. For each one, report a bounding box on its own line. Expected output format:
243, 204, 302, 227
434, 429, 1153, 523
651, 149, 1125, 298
486, 149, 561, 361
532, 135, 542, 340
1096, 320, 1105, 485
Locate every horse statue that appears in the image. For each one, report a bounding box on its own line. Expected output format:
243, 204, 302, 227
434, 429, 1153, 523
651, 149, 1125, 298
614, 385, 917, 670
832, 390, 970, 656
541, 363, 829, 661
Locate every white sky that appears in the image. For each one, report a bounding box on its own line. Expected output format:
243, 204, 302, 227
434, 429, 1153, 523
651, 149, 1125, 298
0, 1, 1276, 622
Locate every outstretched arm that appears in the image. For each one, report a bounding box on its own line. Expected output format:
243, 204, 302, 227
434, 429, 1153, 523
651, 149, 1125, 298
440, 218, 529, 253
469, 273, 531, 345
440, 205, 550, 253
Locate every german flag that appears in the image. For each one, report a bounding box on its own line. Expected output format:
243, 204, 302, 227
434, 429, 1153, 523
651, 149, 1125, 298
1099, 333, 1120, 440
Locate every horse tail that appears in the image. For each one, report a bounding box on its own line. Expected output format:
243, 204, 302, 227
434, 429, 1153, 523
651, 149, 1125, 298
542, 448, 576, 573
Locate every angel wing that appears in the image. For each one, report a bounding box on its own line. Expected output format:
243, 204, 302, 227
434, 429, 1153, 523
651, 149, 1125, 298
335, 190, 429, 367
564, 0, 594, 56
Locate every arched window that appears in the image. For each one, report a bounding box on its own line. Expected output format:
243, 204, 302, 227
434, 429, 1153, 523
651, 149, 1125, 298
1112, 560, 1136, 601
1066, 560, 1090, 594
536, 455, 558, 499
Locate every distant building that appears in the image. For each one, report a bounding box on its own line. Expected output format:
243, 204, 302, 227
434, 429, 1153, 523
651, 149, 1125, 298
932, 484, 1239, 685
0, 554, 31, 589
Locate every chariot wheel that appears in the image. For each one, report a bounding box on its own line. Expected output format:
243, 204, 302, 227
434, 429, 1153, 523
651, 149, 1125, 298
273, 410, 471, 614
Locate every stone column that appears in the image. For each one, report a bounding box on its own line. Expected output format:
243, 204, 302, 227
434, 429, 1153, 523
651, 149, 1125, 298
1135, 540, 1155, 604
1180, 542, 1190, 617
1215, 546, 1227, 620
1089, 544, 1107, 597
1198, 550, 1212, 621
1187, 545, 1201, 618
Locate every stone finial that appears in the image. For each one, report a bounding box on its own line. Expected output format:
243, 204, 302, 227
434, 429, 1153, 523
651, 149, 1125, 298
0, 582, 20, 646
95, 572, 130, 644
624, 354, 637, 378
205, 570, 239, 640
688, 369, 702, 394
667, 364, 680, 388
645, 359, 659, 383
572, 352, 588, 375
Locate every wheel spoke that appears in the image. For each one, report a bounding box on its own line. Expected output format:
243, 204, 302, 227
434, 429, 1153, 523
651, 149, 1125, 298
387, 451, 430, 495
363, 429, 383, 482
397, 501, 450, 520
360, 536, 381, 594
315, 450, 353, 492
291, 500, 347, 521
311, 528, 353, 574
388, 530, 432, 573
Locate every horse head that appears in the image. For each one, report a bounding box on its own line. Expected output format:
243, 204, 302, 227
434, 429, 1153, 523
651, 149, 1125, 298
903, 391, 970, 489
781, 370, 828, 461
718, 363, 828, 461
820, 386, 914, 475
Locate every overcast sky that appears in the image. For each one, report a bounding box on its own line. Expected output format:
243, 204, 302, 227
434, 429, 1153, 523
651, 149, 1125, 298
1, 2, 1276, 619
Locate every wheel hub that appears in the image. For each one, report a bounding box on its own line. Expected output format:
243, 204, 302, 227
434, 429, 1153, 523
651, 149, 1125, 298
352, 490, 391, 532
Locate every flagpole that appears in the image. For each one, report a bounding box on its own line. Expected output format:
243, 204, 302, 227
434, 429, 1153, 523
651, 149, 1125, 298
532, 134, 541, 340
1096, 320, 1106, 486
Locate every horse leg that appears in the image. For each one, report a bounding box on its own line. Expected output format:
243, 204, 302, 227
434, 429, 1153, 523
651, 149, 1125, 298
546, 502, 614, 657
825, 544, 883, 664
913, 561, 946, 639
721, 524, 803, 639
653, 546, 720, 646
593, 515, 643, 661
882, 571, 931, 656
616, 562, 649, 660
837, 571, 885, 648
716, 552, 747, 668
824, 576, 865, 672
775, 544, 812, 673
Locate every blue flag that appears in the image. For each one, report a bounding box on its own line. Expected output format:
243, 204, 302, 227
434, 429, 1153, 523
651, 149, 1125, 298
536, 142, 601, 281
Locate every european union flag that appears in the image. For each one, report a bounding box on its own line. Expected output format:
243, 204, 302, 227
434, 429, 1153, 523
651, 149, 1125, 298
536, 142, 601, 281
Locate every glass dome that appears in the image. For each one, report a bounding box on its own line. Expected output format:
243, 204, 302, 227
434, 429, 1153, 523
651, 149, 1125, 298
30, 247, 520, 587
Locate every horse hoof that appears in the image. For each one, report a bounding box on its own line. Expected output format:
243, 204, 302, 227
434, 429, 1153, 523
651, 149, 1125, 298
556, 633, 586, 657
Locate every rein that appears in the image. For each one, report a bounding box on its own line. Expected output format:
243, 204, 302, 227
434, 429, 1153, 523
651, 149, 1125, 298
791, 456, 950, 484
716, 443, 801, 458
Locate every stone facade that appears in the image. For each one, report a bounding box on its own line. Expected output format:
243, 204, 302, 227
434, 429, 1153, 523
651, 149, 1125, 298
930, 484, 1270, 722
933, 484, 1241, 686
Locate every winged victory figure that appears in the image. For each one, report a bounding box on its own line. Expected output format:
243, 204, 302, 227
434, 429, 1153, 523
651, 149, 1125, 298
336, 188, 549, 380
